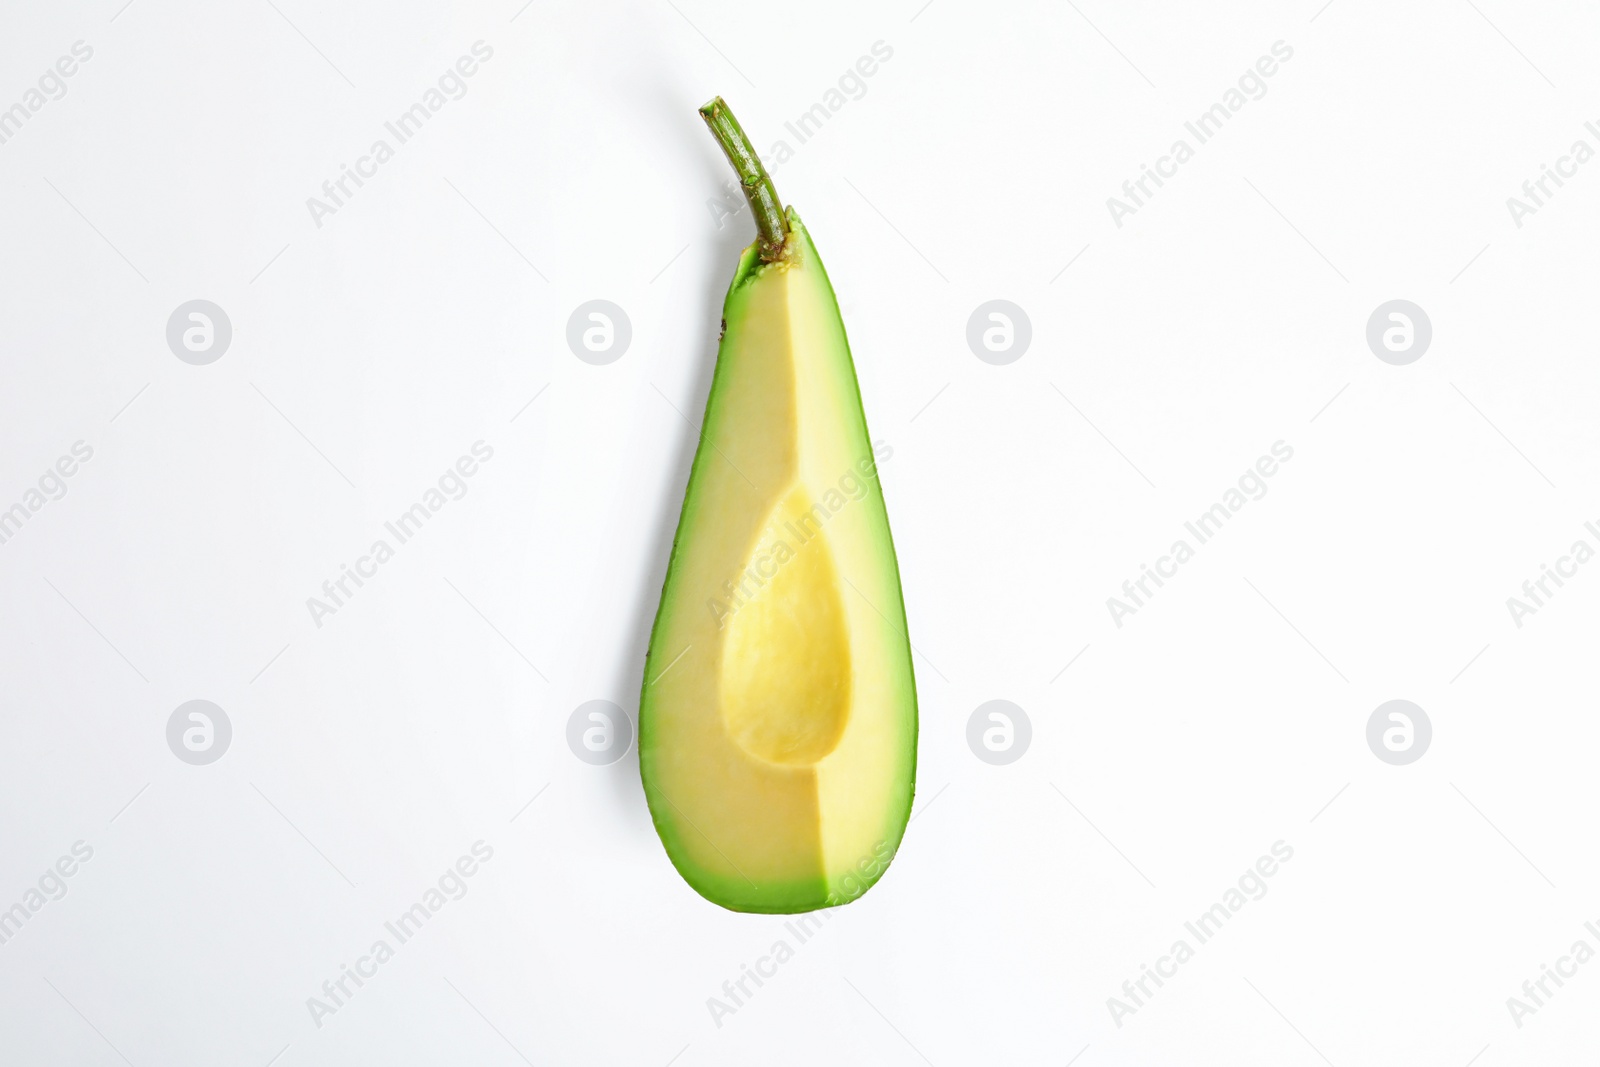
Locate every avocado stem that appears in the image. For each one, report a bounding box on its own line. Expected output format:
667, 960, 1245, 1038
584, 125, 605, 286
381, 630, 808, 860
699, 96, 788, 261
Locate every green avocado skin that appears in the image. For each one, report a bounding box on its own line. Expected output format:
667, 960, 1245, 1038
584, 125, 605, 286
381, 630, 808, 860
638, 211, 918, 914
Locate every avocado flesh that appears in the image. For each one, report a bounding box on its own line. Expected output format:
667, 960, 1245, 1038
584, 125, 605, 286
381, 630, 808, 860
639, 211, 917, 913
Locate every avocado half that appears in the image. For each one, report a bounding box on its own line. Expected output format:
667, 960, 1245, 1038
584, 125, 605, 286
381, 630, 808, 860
638, 102, 917, 914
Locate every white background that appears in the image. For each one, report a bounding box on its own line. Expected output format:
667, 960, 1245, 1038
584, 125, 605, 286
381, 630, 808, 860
2, 0, 1599, 1064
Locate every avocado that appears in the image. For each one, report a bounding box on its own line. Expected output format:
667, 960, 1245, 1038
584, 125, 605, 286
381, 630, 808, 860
638, 98, 917, 913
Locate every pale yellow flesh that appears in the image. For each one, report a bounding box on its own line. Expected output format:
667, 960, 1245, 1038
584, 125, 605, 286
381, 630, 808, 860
641, 221, 914, 909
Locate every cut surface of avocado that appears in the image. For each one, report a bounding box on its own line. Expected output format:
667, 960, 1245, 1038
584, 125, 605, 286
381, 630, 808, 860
638, 100, 916, 914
